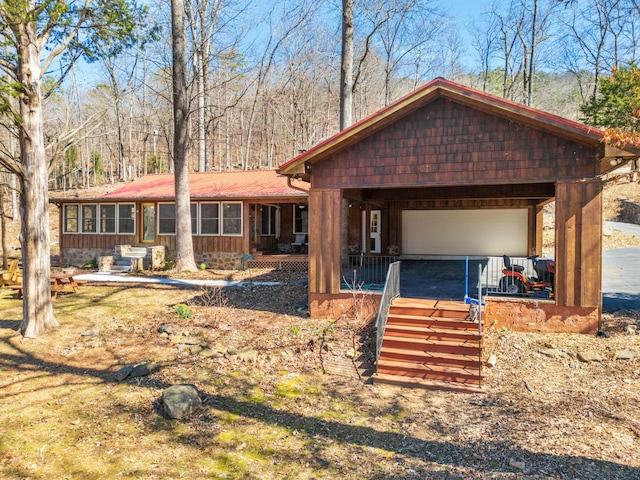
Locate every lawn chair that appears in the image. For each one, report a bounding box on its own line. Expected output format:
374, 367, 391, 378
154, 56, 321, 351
291, 234, 308, 253
0, 260, 22, 288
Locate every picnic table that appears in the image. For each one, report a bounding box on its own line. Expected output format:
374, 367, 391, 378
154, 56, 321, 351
8, 273, 85, 300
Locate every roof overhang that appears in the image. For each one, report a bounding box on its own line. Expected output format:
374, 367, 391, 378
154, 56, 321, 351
278, 78, 640, 178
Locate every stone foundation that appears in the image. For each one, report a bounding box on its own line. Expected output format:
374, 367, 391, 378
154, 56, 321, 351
189, 252, 244, 270
62, 248, 112, 268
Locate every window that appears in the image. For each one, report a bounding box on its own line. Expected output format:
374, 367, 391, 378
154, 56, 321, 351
200, 203, 219, 235
100, 204, 116, 233
222, 202, 242, 235
191, 203, 198, 235
118, 204, 135, 234
64, 205, 79, 233
158, 203, 176, 235
82, 204, 97, 233
294, 204, 308, 234
158, 203, 197, 235
261, 205, 277, 236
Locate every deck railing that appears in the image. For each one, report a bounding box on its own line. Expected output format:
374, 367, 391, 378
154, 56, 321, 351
374, 261, 401, 368
342, 255, 398, 290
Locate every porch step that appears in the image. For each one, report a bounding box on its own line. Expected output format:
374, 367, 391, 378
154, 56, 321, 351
123, 247, 148, 259
110, 265, 132, 273
384, 323, 481, 342
110, 259, 132, 273
375, 298, 484, 393
374, 373, 485, 394
389, 298, 471, 320
376, 360, 482, 385
387, 314, 478, 331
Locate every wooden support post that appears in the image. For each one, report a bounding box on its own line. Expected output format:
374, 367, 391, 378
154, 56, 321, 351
555, 179, 602, 309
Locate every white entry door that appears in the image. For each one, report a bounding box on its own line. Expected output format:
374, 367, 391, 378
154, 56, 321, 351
362, 210, 381, 254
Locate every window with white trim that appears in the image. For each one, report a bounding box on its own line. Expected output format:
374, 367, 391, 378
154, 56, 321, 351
294, 204, 308, 234
100, 204, 116, 233
64, 204, 79, 233
200, 203, 219, 235
158, 203, 176, 235
222, 202, 242, 235
118, 204, 135, 234
159, 203, 198, 235
82, 204, 97, 233
190, 203, 198, 235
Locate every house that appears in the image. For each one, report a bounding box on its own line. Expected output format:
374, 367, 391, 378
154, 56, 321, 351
278, 78, 640, 334
52, 170, 309, 270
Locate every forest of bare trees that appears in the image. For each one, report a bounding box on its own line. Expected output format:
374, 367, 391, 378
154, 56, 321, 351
1, 0, 640, 198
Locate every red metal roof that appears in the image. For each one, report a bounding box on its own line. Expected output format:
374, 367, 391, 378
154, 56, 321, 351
99, 170, 308, 201
279, 77, 613, 175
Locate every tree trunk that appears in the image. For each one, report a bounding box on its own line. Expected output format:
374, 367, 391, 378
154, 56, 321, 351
340, 0, 354, 130
17, 19, 57, 337
171, 0, 197, 272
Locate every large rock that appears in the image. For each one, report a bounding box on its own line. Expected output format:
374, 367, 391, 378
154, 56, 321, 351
577, 351, 603, 363
161, 384, 202, 419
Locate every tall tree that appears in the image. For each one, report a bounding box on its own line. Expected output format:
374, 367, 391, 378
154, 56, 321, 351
340, 0, 354, 130
0, 0, 142, 338
172, 0, 198, 272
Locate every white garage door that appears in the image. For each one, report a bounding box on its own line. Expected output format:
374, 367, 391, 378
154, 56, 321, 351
401, 209, 528, 256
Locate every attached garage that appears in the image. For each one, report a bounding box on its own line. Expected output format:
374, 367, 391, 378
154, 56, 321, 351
401, 209, 529, 257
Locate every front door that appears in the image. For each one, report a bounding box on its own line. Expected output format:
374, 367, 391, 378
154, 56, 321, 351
362, 210, 381, 254
141, 203, 155, 242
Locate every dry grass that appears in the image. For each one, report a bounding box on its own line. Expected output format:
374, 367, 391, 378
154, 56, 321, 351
1, 278, 639, 479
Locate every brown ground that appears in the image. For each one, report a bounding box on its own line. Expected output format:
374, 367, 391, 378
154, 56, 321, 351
0, 181, 639, 479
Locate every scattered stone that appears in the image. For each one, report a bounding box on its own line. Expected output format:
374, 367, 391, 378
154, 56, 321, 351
540, 348, 570, 359
486, 354, 497, 368
81, 329, 98, 337
227, 347, 238, 356
624, 325, 638, 335
189, 345, 203, 355
171, 335, 201, 345
346, 348, 356, 359
176, 344, 191, 353
615, 350, 638, 361
577, 351, 603, 363
160, 384, 201, 420
508, 458, 525, 471
238, 349, 258, 363
129, 362, 160, 378
157, 324, 173, 335
114, 364, 134, 382
198, 348, 219, 358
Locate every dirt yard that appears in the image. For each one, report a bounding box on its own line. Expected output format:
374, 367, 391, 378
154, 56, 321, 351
0, 181, 639, 479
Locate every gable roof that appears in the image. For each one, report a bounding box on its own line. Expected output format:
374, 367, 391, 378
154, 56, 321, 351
278, 77, 640, 178
53, 170, 308, 203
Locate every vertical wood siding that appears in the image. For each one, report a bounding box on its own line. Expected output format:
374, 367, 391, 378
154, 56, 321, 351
309, 189, 342, 294
555, 179, 602, 308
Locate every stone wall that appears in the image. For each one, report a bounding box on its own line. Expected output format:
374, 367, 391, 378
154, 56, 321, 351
190, 251, 244, 270
620, 199, 640, 224
62, 248, 112, 268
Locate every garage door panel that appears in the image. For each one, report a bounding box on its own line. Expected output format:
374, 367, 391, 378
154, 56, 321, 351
401, 209, 528, 256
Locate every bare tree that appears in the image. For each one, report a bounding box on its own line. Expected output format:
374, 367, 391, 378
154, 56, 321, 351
341, 0, 354, 129
172, 0, 198, 272
0, 1, 143, 338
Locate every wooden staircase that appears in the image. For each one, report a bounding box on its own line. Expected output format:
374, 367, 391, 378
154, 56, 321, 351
375, 298, 485, 393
